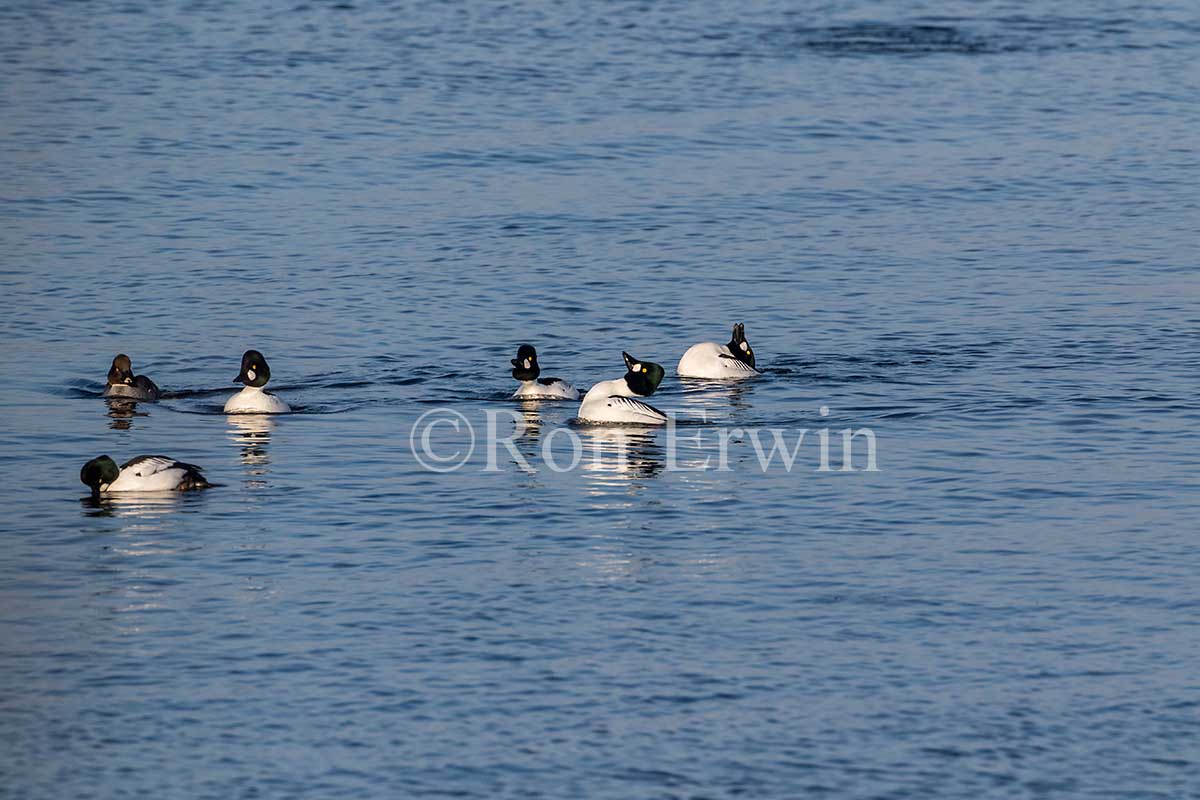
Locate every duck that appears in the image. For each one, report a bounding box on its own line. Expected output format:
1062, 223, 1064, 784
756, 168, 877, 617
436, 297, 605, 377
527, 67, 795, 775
224, 350, 291, 414
102, 354, 161, 401
510, 344, 580, 400
80, 454, 211, 495
577, 351, 668, 425
677, 322, 761, 380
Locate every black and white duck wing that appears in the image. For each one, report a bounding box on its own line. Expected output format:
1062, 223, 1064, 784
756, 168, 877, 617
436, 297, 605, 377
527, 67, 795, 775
121, 455, 209, 488
718, 354, 761, 374
541, 377, 579, 398
121, 455, 183, 475
607, 395, 667, 422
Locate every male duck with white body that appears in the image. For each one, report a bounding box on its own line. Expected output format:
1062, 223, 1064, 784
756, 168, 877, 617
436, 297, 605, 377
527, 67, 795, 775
511, 344, 579, 400
80, 455, 211, 495
577, 351, 668, 425
677, 322, 761, 380
224, 350, 291, 414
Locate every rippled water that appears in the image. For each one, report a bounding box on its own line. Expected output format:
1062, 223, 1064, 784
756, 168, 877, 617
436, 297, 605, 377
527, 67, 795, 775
2, 1, 1198, 797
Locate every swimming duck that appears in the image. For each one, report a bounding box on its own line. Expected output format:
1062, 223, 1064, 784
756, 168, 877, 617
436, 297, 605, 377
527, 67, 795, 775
677, 322, 761, 379
224, 350, 291, 414
80, 455, 211, 495
577, 351, 668, 425
103, 354, 161, 401
511, 344, 580, 400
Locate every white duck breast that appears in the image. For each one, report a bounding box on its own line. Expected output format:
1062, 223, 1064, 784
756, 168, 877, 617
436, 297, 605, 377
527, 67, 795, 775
224, 386, 291, 414
577, 377, 668, 425
512, 378, 580, 400
106, 456, 206, 492
226, 350, 290, 413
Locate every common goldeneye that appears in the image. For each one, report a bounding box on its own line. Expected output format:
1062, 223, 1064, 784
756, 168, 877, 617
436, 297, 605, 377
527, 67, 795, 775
511, 344, 579, 400
577, 351, 667, 425
80, 454, 211, 495
224, 350, 291, 414
677, 322, 761, 379
102, 353, 161, 401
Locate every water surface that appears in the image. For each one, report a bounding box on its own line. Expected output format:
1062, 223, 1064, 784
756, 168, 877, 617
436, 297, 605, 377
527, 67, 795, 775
1, 1, 1198, 797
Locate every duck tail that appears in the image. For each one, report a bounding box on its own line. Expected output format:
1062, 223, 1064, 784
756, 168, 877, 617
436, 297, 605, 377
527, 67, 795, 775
176, 465, 213, 491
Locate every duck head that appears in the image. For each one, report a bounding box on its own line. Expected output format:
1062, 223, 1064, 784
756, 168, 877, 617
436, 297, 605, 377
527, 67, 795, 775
107, 354, 134, 387
622, 351, 665, 396
80, 455, 120, 494
511, 344, 540, 382
234, 350, 272, 388
727, 323, 755, 368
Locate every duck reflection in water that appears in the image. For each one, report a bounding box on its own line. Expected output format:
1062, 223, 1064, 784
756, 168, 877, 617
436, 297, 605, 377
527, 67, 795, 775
80, 491, 198, 521
104, 398, 149, 431
227, 414, 275, 484
675, 378, 754, 423
575, 425, 664, 484
498, 402, 546, 474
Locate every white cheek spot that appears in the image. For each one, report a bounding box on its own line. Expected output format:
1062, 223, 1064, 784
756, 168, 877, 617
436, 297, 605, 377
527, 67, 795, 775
631, 363, 641, 372
523, 359, 531, 369
247, 369, 256, 381
740, 341, 748, 351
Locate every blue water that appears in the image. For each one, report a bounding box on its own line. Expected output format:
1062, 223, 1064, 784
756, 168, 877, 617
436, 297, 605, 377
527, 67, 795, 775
2, 1, 1199, 797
